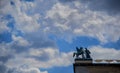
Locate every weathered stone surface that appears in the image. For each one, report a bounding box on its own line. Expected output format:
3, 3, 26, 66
75, 58, 93, 64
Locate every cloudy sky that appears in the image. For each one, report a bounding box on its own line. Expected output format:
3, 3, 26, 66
0, 0, 120, 73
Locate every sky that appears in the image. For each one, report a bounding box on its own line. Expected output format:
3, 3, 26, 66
0, 0, 120, 73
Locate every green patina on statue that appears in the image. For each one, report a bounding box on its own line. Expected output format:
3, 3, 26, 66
73, 47, 92, 59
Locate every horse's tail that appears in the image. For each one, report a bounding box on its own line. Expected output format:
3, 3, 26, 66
73, 53, 76, 57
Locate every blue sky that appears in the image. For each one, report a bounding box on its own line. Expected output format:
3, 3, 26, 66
0, 0, 120, 73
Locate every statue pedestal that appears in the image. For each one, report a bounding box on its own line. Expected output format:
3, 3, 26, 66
75, 58, 93, 64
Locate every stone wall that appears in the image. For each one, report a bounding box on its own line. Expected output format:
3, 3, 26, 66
74, 63, 120, 73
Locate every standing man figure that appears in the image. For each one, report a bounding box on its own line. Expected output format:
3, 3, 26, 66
80, 47, 85, 59
85, 48, 91, 59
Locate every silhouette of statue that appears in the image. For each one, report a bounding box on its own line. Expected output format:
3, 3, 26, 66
85, 48, 91, 59
80, 47, 85, 59
73, 47, 85, 59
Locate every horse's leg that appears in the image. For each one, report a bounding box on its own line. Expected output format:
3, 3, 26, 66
76, 53, 79, 58
82, 54, 85, 59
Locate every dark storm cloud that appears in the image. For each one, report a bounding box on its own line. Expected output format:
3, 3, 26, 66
81, 0, 120, 14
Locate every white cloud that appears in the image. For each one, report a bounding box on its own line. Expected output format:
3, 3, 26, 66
1, 0, 119, 42
28, 48, 59, 60
9, 65, 48, 73
0, 43, 15, 57
0, 0, 13, 14
14, 13, 41, 33
0, 15, 10, 33
46, 2, 120, 43
0, 0, 41, 33
46, 3, 77, 32
13, 0, 41, 33
46, 3, 77, 19
0, 21, 9, 33
12, 35, 30, 47
90, 46, 120, 59
0, 0, 120, 42
6, 47, 73, 68
6, 46, 119, 68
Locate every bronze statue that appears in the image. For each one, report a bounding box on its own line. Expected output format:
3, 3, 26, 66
73, 47, 85, 59
73, 47, 92, 59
